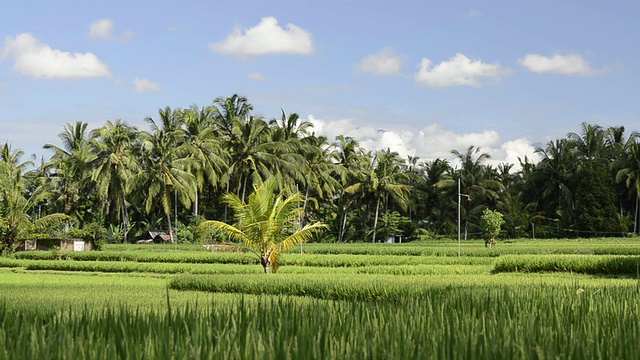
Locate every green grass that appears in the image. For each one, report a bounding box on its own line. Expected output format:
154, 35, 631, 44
493, 255, 640, 275
2, 238, 640, 359
1, 275, 639, 359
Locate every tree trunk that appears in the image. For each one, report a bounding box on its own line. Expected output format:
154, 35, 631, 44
193, 189, 198, 216
167, 213, 174, 244
121, 196, 129, 243
224, 182, 230, 222
241, 174, 249, 202
635, 193, 639, 235
464, 200, 469, 241
372, 198, 380, 243
339, 204, 348, 242
301, 185, 310, 230
261, 257, 271, 274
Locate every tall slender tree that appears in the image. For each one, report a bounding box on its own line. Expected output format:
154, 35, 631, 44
90, 120, 139, 242
181, 104, 228, 216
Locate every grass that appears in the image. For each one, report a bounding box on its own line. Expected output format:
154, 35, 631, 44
2, 237, 640, 359
493, 254, 640, 275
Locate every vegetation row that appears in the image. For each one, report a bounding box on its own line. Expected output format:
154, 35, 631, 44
493, 255, 640, 276
10, 251, 495, 266
0, 258, 490, 276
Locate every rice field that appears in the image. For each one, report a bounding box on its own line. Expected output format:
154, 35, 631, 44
1, 238, 639, 359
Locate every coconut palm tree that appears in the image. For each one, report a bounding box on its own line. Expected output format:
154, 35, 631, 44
437, 146, 503, 240
227, 116, 287, 201
198, 179, 326, 273
269, 110, 315, 143
568, 122, 606, 161
132, 129, 197, 243
131, 107, 197, 243
532, 139, 579, 230
43, 121, 96, 224
181, 104, 228, 216
89, 120, 139, 242
346, 148, 410, 242
0, 145, 69, 254
298, 136, 341, 227
332, 135, 369, 242
616, 141, 640, 234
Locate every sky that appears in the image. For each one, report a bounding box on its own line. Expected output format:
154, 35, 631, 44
1, 0, 639, 169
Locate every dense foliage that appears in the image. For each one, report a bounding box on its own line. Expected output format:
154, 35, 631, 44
1, 96, 639, 245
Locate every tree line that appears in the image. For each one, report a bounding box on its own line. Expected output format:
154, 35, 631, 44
1, 94, 639, 249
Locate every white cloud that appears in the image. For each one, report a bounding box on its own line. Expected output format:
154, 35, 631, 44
355, 47, 406, 76
307, 116, 538, 171
248, 72, 267, 81
132, 78, 163, 93
209, 16, 314, 58
500, 138, 539, 167
518, 53, 604, 76
88, 19, 114, 39
1, 33, 112, 80
466, 9, 482, 18
414, 53, 511, 87
87, 19, 133, 41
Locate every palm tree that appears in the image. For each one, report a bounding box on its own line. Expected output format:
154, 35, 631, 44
198, 179, 326, 273
298, 136, 341, 228
0, 145, 69, 254
181, 104, 228, 216
532, 139, 579, 232
269, 110, 315, 143
89, 120, 139, 243
438, 146, 503, 240
43, 121, 95, 224
212, 96, 294, 204
616, 141, 640, 234
420, 158, 453, 234
131, 107, 197, 243
346, 148, 410, 242
133, 131, 197, 244
568, 122, 606, 161
332, 135, 369, 242
211, 94, 253, 140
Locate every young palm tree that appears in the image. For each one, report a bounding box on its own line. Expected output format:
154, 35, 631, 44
198, 180, 326, 273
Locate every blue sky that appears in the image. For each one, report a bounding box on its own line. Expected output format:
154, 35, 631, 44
1, 0, 638, 167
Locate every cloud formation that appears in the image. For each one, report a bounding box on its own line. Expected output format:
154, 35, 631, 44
87, 19, 133, 41
355, 47, 406, 76
518, 53, 603, 76
1, 33, 112, 80
88, 19, 114, 40
308, 116, 538, 171
209, 17, 314, 58
132, 78, 163, 93
414, 53, 510, 87
248, 72, 267, 81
